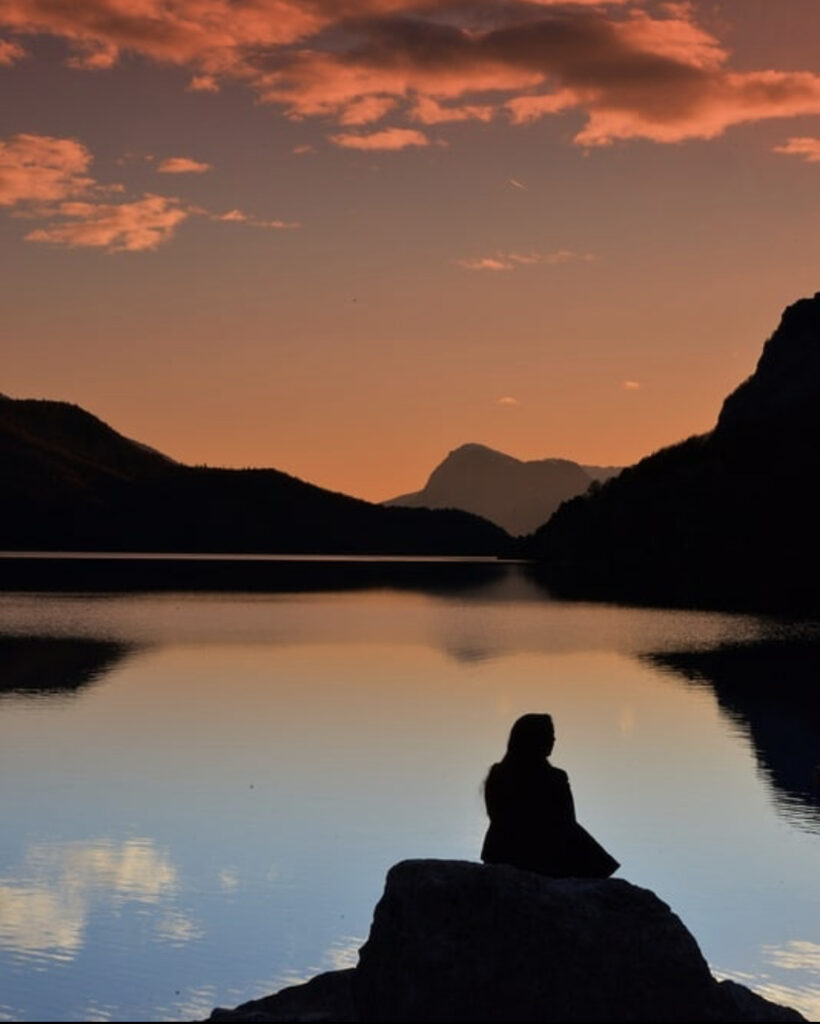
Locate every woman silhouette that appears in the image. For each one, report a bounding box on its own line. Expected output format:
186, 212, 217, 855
480, 713, 619, 878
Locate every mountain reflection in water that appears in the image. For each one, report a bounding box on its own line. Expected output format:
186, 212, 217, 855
648, 639, 820, 832
0, 636, 133, 699
1, 566, 819, 1021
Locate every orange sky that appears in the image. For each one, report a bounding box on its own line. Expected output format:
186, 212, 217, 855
4, 1, 820, 500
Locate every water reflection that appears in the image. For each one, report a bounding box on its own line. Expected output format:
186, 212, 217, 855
0, 554, 516, 595
723, 940, 820, 1023
0, 637, 132, 699
647, 639, 820, 831
0, 839, 181, 961
1, 574, 819, 1022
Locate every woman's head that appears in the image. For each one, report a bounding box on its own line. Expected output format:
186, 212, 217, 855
505, 713, 555, 761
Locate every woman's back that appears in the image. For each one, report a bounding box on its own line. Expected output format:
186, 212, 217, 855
481, 757, 577, 875
480, 714, 619, 879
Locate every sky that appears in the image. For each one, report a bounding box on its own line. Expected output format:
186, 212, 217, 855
3, 0, 820, 501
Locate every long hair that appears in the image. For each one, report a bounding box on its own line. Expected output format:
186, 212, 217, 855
504, 713, 554, 762
482, 712, 555, 798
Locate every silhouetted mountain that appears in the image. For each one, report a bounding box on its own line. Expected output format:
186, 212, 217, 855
581, 464, 622, 484
385, 443, 621, 536
0, 396, 509, 554
528, 292, 820, 612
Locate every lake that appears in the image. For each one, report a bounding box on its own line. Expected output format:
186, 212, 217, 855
0, 558, 819, 1022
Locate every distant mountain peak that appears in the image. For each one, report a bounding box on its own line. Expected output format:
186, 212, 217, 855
451, 442, 497, 455
0, 394, 509, 554
386, 443, 621, 536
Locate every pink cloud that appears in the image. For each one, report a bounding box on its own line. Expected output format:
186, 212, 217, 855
772, 136, 820, 163
458, 250, 593, 271
458, 256, 512, 272
252, 218, 301, 229
5, 2, 820, 151
330, 128, 431, 150
0, 0, 630, 75
0, 36, 25, 63
258, 7, 820, 147
1, 132, 299, 250
0, 133, 94, 205
24, 194, 190, 252
157, 156, 212, 174
258, 48, 542, 122
338, 95, 397, 126
187, 74, 219, 93
411, 96, 494, 125
65, 40, 118, 70
505, 90, 580, 125
216, 208, 247, 222
212, 208, 300, 228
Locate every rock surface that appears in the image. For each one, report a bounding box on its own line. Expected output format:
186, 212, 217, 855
207, 859, 805, 1023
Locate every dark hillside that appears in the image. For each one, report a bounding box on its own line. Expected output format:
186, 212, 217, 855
527, 293, 820, 612
0, 396, 508, 555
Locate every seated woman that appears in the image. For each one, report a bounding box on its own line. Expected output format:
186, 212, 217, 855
481, 713, 619, 878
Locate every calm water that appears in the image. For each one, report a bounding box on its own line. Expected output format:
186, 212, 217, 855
1, 560, 819, 1022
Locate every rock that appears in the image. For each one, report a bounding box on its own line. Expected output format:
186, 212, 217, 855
207, 860, 804, 1023
209, 969, 357, 1022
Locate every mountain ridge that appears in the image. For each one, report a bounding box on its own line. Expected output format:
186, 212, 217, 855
527, 292, 820, 612
0, 394, 509, 555
386, 442, 620, 536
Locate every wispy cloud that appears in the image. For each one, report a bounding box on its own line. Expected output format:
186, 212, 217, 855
508, 178, 526, 190
338, 96, 398, 126
0, 37, 25, 64
457, 249, 594, 271
622, 379, 642, 390
1, 132, 299, 251
187, 74, 219, 93
0, 133, 94, 205
329, 128, 431, 151
157, 156, 212, 174
210, 208, 301, 230
772, 137, 820, 163
410, 96, 494, 125
24, 194, 190, 252
496, 395, 520, 407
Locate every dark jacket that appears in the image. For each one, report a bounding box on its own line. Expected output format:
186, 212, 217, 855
481, 758, 618, 878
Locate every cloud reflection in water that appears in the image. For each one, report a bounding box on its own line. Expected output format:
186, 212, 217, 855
0, 837, 197, 962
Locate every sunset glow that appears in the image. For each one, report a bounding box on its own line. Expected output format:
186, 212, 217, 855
4, 1, 820, 499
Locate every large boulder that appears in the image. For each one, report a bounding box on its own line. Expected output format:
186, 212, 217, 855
208, 860, 804, 1022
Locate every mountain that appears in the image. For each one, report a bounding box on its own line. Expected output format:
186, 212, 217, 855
0, 396, 509, 554
527, 292, 820, 612
385, 443, 621, 536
